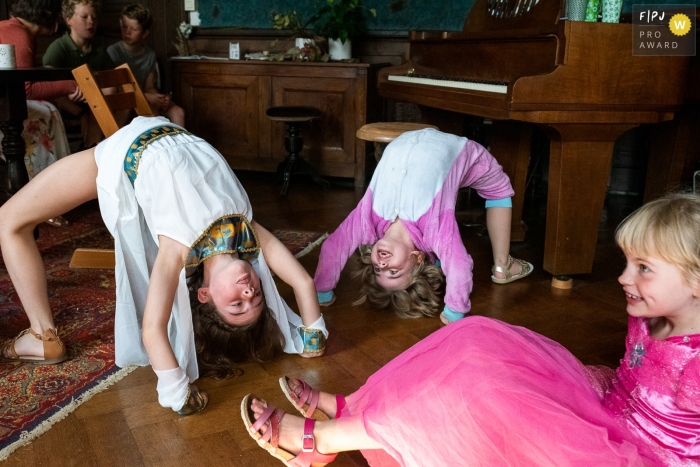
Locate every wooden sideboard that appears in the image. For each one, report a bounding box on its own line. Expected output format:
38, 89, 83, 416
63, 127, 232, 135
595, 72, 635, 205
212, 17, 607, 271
171, 59, 376, 187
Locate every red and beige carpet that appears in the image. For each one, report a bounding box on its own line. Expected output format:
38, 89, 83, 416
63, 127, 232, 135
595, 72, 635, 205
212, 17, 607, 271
0, 208, 326, 461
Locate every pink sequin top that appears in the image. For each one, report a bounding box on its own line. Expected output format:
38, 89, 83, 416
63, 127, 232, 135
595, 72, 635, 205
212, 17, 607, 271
587, 317, 700, 465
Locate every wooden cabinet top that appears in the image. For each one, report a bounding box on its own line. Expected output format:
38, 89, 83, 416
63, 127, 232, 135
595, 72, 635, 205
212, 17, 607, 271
170, 58, 370, 78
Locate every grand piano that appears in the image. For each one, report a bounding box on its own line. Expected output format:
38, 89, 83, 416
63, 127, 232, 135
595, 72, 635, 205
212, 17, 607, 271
378, 0, 690, 283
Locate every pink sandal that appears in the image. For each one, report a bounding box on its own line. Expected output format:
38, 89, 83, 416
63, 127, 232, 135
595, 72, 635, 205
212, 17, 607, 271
241, 394, 338, 467
279, 376, 346, 421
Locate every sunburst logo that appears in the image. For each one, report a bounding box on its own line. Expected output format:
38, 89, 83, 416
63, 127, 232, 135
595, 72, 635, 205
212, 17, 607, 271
669, 13, 692, 37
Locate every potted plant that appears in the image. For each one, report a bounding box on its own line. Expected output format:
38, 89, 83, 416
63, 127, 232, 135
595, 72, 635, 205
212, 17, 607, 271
272, 11, 313, 40
312, 0, 376, 60
272, 1, 376, 61
272, 11, 329, 62
173, 22, 192, 57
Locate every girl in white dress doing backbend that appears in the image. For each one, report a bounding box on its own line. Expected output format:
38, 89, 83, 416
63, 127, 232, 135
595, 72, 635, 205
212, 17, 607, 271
0, 116, 327, 415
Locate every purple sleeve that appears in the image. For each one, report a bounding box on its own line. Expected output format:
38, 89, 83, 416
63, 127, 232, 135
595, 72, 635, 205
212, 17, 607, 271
458, 140, 514, 199
431, 209, 473, 313
314, 190, 377, 293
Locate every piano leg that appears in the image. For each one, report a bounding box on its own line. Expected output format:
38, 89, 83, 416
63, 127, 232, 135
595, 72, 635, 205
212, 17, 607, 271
644, 109, 700, 202
489, 121, 531, 242
542, 123, 637, 277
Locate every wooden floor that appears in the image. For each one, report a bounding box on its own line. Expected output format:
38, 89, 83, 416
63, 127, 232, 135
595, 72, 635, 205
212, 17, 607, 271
3, 171, 644, 466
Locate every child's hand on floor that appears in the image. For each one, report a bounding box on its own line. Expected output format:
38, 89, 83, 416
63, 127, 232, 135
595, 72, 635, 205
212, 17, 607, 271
440, 306, 466, 325
318, 290, 336, 307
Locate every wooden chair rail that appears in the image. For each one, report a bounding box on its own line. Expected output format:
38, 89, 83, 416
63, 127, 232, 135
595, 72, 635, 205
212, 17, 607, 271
72, 63, 153, 138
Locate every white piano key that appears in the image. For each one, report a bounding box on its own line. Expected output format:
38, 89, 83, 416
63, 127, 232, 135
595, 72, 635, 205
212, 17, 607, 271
387, 74, 508, 94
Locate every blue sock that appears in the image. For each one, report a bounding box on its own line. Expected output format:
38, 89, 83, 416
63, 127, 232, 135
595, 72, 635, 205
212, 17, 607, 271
317, 290, 334, 304
440, 306, 465, 324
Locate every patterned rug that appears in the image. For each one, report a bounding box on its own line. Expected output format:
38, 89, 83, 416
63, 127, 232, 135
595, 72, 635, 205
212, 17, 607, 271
0, 208, 327, 460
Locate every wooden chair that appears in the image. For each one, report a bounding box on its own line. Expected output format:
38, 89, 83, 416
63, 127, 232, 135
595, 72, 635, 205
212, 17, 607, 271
71, 63, 153, 138
68, 63, 153, 269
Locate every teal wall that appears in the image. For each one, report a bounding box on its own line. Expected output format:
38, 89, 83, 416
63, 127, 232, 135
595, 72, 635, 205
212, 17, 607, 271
198, 0, 476, 30
197, 0, 698, 30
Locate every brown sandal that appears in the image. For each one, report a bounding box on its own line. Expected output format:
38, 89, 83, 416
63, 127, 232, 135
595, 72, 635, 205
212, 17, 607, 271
0, 328, 68, 364
176, 384, 208, 416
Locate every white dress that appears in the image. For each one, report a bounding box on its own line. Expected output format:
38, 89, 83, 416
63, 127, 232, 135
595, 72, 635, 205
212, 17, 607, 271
94, 116, 327, 387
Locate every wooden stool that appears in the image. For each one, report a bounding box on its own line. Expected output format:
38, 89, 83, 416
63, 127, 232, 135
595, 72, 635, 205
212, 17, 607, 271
266, 106, 328, 196
356, 122, 439, 162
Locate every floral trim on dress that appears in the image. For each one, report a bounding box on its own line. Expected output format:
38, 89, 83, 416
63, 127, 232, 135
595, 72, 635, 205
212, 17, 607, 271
124, 125, 190, 186
185, 214, 260, 278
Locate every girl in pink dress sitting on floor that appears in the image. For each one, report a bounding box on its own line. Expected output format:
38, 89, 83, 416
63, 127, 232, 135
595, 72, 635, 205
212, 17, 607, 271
242, 192, 700, 467
314, 128, 532, 325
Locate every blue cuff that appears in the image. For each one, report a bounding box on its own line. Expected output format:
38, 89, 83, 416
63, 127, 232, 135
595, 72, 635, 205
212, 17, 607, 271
300, 326, 326, 353
485, 197, 512, 208
317, 290, 334, 304
440, 306, 466, 324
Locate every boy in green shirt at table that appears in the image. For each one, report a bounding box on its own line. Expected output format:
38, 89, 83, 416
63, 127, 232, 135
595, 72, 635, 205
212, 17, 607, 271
43, 0, 114, 148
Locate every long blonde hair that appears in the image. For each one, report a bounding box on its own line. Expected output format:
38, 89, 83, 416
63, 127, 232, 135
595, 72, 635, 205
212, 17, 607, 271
352, 245, 445, 318
615, 193, 700, 287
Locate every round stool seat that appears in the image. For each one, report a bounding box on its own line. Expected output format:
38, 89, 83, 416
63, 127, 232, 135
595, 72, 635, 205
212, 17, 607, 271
266, 106, 322, 123
356, 122, 438, 143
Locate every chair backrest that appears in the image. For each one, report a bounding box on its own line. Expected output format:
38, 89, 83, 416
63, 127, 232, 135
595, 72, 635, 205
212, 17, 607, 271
72, 63, 153, 138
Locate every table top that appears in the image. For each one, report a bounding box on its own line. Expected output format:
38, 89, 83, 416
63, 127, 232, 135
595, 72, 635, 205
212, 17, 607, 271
0, 67, 74, 82
170, 57, 371, 68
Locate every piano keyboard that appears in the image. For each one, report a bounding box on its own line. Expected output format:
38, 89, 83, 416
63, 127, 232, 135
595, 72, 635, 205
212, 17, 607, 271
387, 74, 508, 94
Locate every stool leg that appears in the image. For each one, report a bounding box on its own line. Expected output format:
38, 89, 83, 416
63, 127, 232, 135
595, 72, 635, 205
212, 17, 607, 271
294, 157, 330, 190
374, 142, 385, 163
279, 122, 303, 196
275, 121, 330, 195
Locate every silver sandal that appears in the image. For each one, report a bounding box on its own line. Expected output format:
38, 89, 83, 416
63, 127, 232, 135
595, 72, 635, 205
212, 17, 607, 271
491, 256, 533, 284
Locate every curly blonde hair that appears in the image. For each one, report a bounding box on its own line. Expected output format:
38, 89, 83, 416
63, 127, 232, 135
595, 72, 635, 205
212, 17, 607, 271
62, 0, 99, 20
352, 245, 445, 318
616, 192, 700, 288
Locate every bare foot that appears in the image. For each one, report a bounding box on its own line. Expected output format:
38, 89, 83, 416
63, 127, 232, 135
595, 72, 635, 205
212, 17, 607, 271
299, 348, 325, 358
285, 377, 338, 418
250, 397, 306, 455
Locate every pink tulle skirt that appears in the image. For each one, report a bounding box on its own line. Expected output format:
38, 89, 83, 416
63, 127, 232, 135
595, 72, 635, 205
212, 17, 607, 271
340, 316, 654, 467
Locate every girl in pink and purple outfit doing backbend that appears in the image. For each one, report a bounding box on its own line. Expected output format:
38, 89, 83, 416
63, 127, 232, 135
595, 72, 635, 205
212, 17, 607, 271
314, 128, 532, 324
